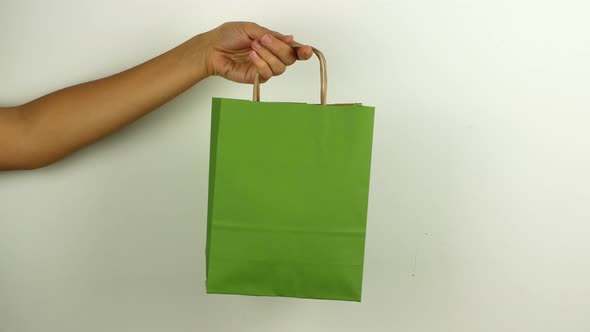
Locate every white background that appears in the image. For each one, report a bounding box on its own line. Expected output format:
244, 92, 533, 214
1, 0, 590, 331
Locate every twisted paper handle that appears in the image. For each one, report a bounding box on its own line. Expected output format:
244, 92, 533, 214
253, 43, 327, 105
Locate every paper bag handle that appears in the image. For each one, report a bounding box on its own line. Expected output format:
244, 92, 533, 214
253, 43, 328, 105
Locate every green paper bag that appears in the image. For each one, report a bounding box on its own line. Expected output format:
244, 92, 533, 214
206, 48, 374, 302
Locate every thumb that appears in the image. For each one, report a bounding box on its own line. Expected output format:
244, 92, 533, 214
244, 22, 290, 41
279, 35, 295, 44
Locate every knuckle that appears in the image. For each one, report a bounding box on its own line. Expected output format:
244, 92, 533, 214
262, 69, 273, 80
269, 58, 284, 71
286, 56, 297, 66
275, 64, 287, 75
253, 59, 263, 68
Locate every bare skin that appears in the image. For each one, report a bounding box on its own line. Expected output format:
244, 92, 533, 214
0, 22, 313, 170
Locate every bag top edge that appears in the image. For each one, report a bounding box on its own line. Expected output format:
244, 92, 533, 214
212, 97, 374, 109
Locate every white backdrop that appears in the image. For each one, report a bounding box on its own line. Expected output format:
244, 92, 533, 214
1, 0, 590, 331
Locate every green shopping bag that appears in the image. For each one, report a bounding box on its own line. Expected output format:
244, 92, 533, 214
206, 48, 375, 301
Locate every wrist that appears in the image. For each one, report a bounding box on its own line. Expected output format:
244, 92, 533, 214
185, 32, 214, 80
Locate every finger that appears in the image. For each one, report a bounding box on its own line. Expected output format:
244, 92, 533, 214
243, 23, 311, 62
252, 40, 287, 75
277, 38, 313, 60
249, 50, 273, 82
296, 45, 314, 60
259, 34, 298, 66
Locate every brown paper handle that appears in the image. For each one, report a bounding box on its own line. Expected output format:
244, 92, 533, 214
253, 43, 328, 105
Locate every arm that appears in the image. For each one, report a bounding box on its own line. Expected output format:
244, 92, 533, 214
0, 22, 312, 170
0, 35, 209, 170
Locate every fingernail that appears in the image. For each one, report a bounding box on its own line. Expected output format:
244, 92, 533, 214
249, 50, 258, 59
262, 35, 272, 45
252, 40, 261, 50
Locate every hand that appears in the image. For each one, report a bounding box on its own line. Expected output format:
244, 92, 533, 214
202, 22, 314, 84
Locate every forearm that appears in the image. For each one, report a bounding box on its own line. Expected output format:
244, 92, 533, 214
16, 33, 210, 168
